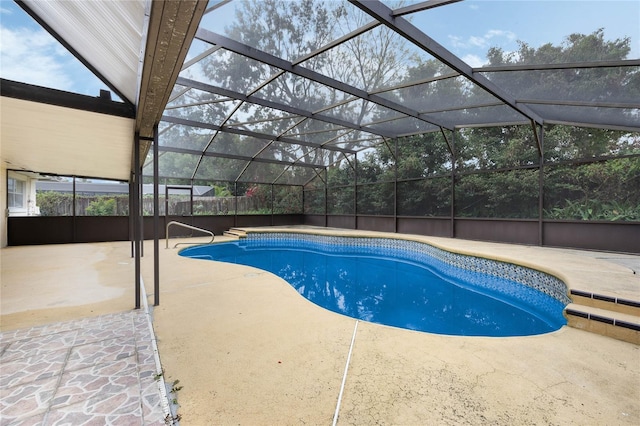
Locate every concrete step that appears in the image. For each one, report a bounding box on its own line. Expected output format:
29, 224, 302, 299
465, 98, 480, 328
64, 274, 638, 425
223, 228, 248, 238
565, 300, 640, 345
569, 289, 640, 317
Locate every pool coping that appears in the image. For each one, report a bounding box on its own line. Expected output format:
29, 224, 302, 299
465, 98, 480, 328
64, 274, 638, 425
231, 226, 639, 298
149, 231, 640, 424
231, 226, 640, 344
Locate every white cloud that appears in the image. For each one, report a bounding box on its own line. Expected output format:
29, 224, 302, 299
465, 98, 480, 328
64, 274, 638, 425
448, 35, 466, 49
0, 26, 74, 90
447, 29, 518, 51
468, 35, 487, 48
461, 54, 487, 68
485, 29, 516, 42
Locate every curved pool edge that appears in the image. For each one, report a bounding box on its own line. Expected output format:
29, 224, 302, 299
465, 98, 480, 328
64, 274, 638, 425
236, 228, 572, 305
180, 230, 571, 337
238, 228, 565, 277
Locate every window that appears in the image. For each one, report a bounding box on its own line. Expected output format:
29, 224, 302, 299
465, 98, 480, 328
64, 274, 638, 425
8, 177, 25, 209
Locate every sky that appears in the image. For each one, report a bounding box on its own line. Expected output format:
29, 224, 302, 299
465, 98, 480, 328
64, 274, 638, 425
1, 0, 638, 96
412, 0, 640, 67
0, 0, 110, 97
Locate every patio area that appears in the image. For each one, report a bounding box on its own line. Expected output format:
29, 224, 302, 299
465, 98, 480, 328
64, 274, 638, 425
0, 242, 171, 424
2, 228, 638, 424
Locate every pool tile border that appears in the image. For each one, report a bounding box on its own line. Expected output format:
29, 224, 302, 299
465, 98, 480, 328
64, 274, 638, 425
245, 232, 572, 305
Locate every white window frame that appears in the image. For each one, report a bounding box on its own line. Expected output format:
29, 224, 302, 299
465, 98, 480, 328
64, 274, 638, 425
8, 176, 26, 211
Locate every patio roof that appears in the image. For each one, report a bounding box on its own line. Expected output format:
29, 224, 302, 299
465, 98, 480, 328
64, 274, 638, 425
149, 0, 640, 185
1, 0, 205, 180
2, 0, 639, 184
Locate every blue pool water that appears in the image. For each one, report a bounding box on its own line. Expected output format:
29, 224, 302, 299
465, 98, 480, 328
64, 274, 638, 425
180, 238, 567, 337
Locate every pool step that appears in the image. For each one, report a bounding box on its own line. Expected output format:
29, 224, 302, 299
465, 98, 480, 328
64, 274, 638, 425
570, 290, 640, 316
565, 291, 640, 344
223, 228, 248, 239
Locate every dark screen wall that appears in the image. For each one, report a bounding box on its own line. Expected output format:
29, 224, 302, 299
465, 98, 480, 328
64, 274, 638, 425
7, 215, 304, 246
7, 214, 639, 253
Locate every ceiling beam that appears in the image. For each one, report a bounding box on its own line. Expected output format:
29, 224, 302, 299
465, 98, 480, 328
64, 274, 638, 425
135, 0, 207, 174
176, 76, 395, 139
156, 145, 325, 168
1, 79, 134, 118
349, 0, 544, 126
391, 0, 463, 17
195, 29, 454, 130
475, 59, 640, 73
161, 114, 358, 155
136, 0, 207, 138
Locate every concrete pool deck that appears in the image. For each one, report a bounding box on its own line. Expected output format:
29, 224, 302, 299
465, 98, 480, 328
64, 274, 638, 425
1, 228, 639, 424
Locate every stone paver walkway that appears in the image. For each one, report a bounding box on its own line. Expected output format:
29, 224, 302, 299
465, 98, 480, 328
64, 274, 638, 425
0, 311, 169, 425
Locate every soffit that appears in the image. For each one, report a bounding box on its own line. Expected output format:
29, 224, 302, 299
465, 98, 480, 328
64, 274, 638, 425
1, 97, 134, 180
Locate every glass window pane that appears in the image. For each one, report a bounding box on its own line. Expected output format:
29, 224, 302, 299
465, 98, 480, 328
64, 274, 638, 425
455, 169, 539, 218
8, 178, 25, 209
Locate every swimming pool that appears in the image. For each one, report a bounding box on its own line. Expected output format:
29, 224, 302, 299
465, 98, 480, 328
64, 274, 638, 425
180, 233, 569, 337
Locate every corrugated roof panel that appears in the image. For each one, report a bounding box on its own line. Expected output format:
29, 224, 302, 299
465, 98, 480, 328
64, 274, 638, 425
23, 0, 147, 104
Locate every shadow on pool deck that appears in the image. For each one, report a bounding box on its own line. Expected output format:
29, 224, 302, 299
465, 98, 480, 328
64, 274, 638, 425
1, 230, 639, 424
